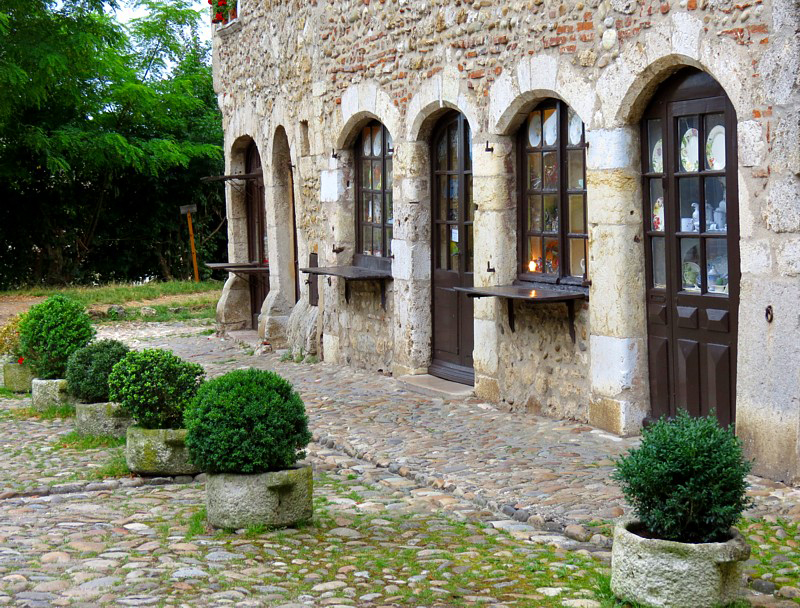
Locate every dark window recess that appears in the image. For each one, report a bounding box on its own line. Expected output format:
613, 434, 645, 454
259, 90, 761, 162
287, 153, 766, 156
355, 121, 394, 258
518, 99, 588, 285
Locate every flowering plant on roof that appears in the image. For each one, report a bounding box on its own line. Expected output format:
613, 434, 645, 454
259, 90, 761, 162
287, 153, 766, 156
209, 0, 237, 24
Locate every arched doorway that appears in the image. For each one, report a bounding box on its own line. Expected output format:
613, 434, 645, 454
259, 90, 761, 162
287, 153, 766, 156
641, 68, 739, 426
245, 141, 268, 329
430, 111, 474, 385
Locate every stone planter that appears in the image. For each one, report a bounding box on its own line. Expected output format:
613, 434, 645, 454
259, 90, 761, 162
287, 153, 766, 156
76, 402, 133, 438
0, 355, 14, 386
611, 519, 750, 608
32, 378, 74, 409
2, 362, 34, 392
126, 427, 199, 476
206, 465, 313, 529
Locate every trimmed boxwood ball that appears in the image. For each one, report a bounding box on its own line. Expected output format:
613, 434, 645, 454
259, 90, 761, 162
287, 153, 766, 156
185, 368, 311, 474
612, 410, 753, 543
108, 348, 205, 429
66, 340, 130, 403
18, 295, 95, 379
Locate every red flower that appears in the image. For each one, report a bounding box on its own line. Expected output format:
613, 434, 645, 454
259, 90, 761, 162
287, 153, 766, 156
217, 0, 227, 5
17, 357, 24, 364
213, 12, 223, 20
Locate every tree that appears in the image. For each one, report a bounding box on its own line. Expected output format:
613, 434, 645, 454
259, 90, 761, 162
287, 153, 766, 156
0, 0, 225, 287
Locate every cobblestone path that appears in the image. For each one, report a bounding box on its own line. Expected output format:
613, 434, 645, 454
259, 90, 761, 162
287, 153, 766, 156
1, 320, 800, 606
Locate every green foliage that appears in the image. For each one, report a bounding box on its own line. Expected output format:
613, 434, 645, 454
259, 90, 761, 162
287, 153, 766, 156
0, 314, 23, 356
51, 430, 125, 450
185, 369, 311, 474
612, 411, 752, 543
108, 348, 204, 429
18, 295, 95, 378
0, 0, 225, 287
66, 339, 130, 403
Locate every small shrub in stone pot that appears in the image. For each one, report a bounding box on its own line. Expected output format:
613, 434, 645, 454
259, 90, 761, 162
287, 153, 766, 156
19, 296, 95, 407
610, 410, 753, 608
109, 348, 205, 476
185, 368, 313, 529
0, 314, 33, 392
67, 340, 132, 438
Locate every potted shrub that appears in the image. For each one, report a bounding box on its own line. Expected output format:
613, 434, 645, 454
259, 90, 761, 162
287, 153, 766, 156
108, 349, 205, 476
611, 411, 752, 608
67, 340, 132, 438
19, 296, 95, 408
0, 314, 33, 392
185, 368, 313, 529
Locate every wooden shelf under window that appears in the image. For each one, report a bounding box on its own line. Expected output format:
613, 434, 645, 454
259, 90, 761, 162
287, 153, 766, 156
299, 265, 393, 310
454, 283, 587, 342
206, 262, 270, 278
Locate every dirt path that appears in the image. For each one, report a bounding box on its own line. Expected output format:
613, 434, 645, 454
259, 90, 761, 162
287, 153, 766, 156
0, 290, 219, 326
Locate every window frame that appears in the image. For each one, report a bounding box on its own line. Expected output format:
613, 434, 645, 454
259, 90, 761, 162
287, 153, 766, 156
516, 99, 588, 285
354, 121, 394, 260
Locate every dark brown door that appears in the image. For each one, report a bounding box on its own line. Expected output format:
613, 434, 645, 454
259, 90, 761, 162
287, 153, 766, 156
288, 166, 300, 304
430, 112, 475, 385
642, 69, 739, 427
246, 142, 269, 329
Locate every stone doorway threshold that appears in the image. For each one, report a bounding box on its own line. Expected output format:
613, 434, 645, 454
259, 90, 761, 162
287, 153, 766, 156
397, 374, 475, 400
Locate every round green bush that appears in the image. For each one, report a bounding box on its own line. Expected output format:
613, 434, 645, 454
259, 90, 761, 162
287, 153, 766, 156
18, 295, 95, 379
66, 340, 130, 403
108, 349, 205, 429
185, 369, 311, 474
612, 410, 752, 543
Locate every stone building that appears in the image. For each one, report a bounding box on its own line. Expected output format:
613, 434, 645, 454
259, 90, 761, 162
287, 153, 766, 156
211, 0, 800, 482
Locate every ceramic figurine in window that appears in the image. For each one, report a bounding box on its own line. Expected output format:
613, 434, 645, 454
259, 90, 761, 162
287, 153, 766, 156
691, 202, 700, 232
714, 199, 727, 231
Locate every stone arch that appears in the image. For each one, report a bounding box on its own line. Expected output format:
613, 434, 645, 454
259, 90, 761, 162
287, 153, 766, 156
257, 124, 300, 343
405, 68, 481, 142
489, 55, 596, 136
600, 13, 752, 127
336, 82, 402, 150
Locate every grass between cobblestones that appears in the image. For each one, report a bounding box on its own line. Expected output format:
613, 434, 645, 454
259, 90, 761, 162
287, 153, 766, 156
50, 431, 125, 450
0, 387, 25, 399
10, 403, 75, 420
0, 280, 222, 306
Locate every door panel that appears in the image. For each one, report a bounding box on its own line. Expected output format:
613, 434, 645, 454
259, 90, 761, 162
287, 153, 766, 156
246, 142, 269, 329
430, 112, 474, 384
642, 69, 738, 426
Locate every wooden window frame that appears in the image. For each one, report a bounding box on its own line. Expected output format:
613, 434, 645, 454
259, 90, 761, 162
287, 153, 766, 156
517, 99, 588, 285
355, 121, 394, 260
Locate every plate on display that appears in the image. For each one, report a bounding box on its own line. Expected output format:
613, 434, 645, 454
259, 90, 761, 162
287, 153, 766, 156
568, 110, 582, 145
682, 261, 701, 290
706, 125, 726, 170
528, 114, 541, 147
543, 111, 558, 146
651, 139, 663, 173
680, 127, 699, 172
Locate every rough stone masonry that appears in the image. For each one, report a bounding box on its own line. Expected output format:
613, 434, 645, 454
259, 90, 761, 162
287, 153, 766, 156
211, 0, 800, 482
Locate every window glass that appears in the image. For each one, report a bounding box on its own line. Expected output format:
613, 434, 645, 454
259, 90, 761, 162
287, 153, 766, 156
356, 121, 394, 257
520, 101, 587, 279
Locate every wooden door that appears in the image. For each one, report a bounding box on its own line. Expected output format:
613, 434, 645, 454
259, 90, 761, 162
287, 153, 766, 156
642, 69, 739, 426
288, 166, 300, 303
246, 142, 269, 329
430, 112, 475, 385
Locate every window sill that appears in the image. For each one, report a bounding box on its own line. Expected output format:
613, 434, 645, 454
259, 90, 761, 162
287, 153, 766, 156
300, 265, 393, 309
215, 19, 241, 37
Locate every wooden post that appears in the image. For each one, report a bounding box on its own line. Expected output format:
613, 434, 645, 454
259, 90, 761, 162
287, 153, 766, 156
187, 212, 199, 283
180, 204, 200, 283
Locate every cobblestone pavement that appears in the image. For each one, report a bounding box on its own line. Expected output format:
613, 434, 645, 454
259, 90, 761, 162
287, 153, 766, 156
1, 320, 800, 606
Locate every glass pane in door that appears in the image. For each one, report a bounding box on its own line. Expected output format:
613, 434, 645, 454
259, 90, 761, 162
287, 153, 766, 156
704, 177, 727, 233
652, 237, 666, 289
678, 178, 700, 233
677, 115, 700, 173
706, 239, 729, 295
680, 238, 701, 292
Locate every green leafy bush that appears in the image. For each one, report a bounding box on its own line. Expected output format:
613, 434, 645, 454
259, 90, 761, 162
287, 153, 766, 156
0, 314, 24, 356
18, 296, 95, 379
185, 369, 311, 474
66, 340, 130, 403
108, 349, 205, 429
613, 410, 752, 543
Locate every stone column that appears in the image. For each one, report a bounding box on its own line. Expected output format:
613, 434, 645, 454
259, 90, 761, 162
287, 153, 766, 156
318, 150, 354, 363
585, 126, 650, 435
472, 134, 516, 401
391, 140, 432, 376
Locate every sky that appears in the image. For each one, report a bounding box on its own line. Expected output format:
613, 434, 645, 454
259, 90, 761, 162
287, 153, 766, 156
116, 0, 212, 43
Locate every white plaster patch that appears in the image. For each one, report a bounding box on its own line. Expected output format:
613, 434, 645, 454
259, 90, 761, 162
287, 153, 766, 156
670, 11, 702, 58
320, 169, 343, 203
590, 335, 639, 397
473, 318, 499, 375
777, 239, 800, 277
586, 128, 638, 171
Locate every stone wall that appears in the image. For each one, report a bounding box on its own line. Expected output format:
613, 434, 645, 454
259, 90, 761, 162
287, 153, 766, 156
213, 0, 800, 479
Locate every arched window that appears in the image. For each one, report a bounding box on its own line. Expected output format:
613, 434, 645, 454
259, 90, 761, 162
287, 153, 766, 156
356, 122, 393, 258
518, 100, 587, 282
